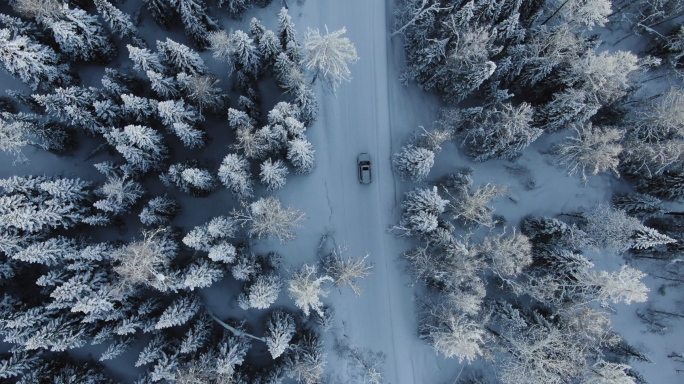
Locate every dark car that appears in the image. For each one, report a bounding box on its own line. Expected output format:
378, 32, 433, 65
358, 153, 371, 184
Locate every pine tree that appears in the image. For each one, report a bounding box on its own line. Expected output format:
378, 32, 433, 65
46, 8, 117, 63
103, 125, 169, 173
182, 216, 238, 261
99, 336, 134, 361
393, 144, 435, 182
127, 44, 165, 73
157, 38, 207, 75
140, 195, 180, 226
231, 250, 262, 281
259, 30, 282, 69
241, 272, 282, 309
304, 26, 359, 91
161, 161, 216, 197
0, 112, 73, 164
93, 0, 146, 47
457, 103, 541, 162
230, 30, 261, 76
277, 7, 297, 53
264, 309, 295, 359
393, 186, 448, 237
285, 329, 326, 384
534, 89, 600, 133
260, 158, 289, 191
0, 29, 72, 90
183, 259, 224, 290
33, 86, 103, 134
218, 153, 254, 200
208, 241, 237, 264
121, 94, 158, 123
155, 295, 201, 329
612, 193, 664, 219
179, 313, 212, 354
293, 84, 319, 127
144, 0, 175, 29
136, 333, 169, 367
631, 227, 676, 250
637, 170, 684, 200
219, 0, 251, 19
275, 52, 307, 94
287, 137, 315, 174
146, 70, 180, 99
0, 175, 92, 233
92, 174, 145, 215
174, 0, 218, 49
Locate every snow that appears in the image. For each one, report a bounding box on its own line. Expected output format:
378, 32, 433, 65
1, 0, 684, 383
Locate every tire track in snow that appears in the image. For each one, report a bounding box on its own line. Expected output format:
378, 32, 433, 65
369, 1, 402, 382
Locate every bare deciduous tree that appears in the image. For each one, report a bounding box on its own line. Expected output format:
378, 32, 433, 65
287, 264, 332, 317
553, 124, 623, 183
233, 197, 306, 242
320, 245, 373, 296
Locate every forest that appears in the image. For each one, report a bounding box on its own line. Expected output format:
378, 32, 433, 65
0, 0, 683, 383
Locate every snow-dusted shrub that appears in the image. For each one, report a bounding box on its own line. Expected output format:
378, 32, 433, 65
233, 197, 306, 242
288, 264, 332, 317
553, 124, 623, 183
218, 153, 254, 200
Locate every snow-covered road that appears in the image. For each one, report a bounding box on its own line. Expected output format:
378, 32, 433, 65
277, 1, 457, 382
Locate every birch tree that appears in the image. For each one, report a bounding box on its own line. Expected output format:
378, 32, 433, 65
303, 26, 359, 91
